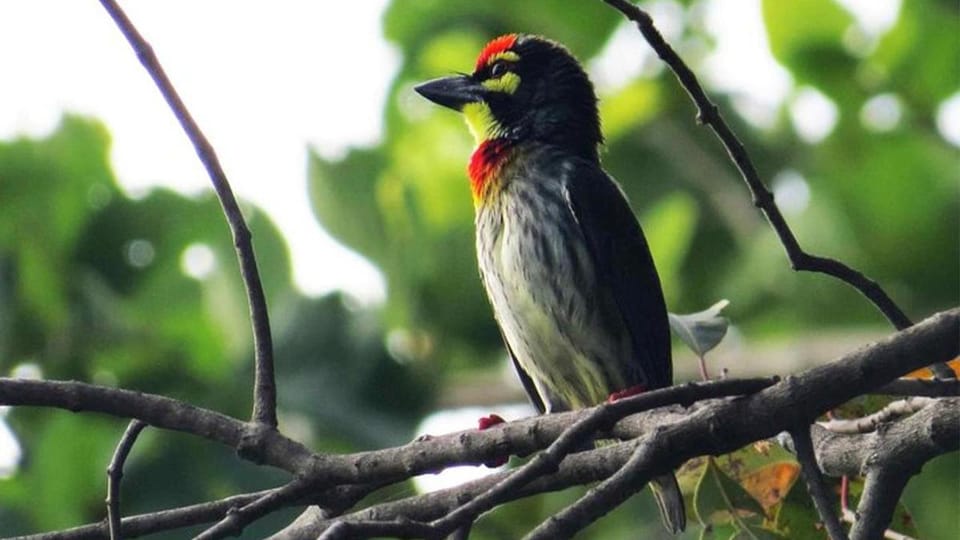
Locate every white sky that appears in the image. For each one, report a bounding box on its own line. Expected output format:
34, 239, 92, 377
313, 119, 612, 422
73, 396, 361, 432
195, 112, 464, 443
1, 1, 396, 304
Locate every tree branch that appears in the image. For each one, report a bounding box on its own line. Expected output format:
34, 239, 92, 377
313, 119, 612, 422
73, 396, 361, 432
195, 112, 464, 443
0, 378, 315, 475
4, 309, 956, 538
279, 309, 959, 538
106, 420, 147, 540
790, 426, 848, 540
809, 398, 958, 539
525, 437, 657, 539
600, 0, 954, 380
194, 478, 315, 540
97, 0, 279, 427
820, 397, 935, 434
7, 489, 275, 540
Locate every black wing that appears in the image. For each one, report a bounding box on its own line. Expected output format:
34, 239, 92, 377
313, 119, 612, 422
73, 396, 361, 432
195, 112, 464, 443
501, 330, 546, 414
563, 160, 673, 389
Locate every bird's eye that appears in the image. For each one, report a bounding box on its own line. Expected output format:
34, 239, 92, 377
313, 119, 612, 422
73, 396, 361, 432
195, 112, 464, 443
489, 61, 509, 78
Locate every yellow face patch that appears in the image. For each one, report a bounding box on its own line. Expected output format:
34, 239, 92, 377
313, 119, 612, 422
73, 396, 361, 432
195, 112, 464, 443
463, 102, 503, 144
482, 71, 521, 94
486, 51, 519, 64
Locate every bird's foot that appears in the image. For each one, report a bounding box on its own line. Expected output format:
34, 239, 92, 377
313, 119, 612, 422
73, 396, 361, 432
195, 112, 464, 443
607, 384, 647, 403
477, 414, 508, 467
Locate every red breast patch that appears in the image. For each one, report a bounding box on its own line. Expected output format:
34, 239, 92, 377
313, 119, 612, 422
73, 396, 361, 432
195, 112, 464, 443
468, 139, 512, 201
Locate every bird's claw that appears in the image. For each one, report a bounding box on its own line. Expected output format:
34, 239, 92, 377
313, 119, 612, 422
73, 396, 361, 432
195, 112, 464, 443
477, 414, 508, 467
607, 384, 647, 403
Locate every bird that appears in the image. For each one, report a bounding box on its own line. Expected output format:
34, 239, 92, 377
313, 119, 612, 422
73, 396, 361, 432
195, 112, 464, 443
415, 34, 685, 534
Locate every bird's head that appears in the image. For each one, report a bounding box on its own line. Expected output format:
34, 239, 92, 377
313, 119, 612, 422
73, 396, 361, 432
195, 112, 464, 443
415, 34, 602, 161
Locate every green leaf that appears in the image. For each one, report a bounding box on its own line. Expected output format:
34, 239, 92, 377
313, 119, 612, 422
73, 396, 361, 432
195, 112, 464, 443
0, 414, 117, 529
762, 0, 851, 62
872, 0, 960, 110
773, 475, 829, 539
695, 457, 767, 526
762, 0, 859, 106
669, 299, 730, 357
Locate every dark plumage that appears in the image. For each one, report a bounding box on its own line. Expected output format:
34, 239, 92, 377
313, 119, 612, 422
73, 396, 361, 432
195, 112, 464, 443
416, 34, 685, 534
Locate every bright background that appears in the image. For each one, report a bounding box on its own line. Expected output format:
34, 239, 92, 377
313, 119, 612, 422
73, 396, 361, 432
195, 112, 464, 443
1, 0, 957, 538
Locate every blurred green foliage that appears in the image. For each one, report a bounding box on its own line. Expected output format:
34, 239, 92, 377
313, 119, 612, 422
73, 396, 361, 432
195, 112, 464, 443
0, 117, 433, 535
1, 0, 957, 537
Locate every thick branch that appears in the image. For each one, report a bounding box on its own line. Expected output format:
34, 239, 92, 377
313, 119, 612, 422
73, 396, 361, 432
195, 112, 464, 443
804, 399, 960, 478
0, 378, 315, 475
97, 0, 278, 426
281, 441, 643, 540
282, 310, 959, 538
5, 310, 956, 538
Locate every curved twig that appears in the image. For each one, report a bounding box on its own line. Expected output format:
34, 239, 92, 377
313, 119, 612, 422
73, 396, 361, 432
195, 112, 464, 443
194, 478, 316, 540
106, 420, 147, 540
600, 0, 953, 380
10, 489, 276, 540
97, 0, 279, 426
525, 437, 655, 540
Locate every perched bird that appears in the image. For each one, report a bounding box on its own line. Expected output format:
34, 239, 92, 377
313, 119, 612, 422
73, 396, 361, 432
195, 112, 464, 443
415, 34, 685, 534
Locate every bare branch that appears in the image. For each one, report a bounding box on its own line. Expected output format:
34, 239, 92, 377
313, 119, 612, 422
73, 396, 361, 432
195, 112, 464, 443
790, 426, 848, 540
804, 398, 960, 478
820, 397, 935, 434
97, 0, 279, 426
776, 398, 959, 539
8, 489, 275, 540
425, 378, 776, 536
4, 309, 956, 538
0, 378, 315, 475
599, 0, 954, 380
279, 441, 643, 539
194, 478, 315, 540
281, 310, 959, 537
526, 437, 657, 539
106, 420, 147, 540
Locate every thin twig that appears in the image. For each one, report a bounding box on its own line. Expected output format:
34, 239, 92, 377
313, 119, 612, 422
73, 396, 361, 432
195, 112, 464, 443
106, 420, 147, 540
317, 519, 437, 540
193, 478, 315, 540
525, 437, 656, 540
600, 0, 954, 380
97, 0, 278, 426
10, 489, 275, 540
791, 426, 848, 540
820, 397, 935, 434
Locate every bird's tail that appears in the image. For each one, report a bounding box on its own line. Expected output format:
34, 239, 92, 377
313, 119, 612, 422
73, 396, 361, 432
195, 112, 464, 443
650, 472, 686, 534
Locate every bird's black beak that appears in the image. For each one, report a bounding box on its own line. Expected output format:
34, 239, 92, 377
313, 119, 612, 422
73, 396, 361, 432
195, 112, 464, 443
414, 75, 483, 112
